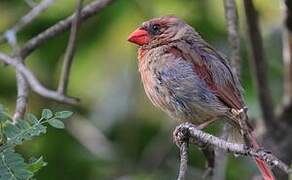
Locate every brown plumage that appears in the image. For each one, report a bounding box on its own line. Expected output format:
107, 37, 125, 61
128, 16, 274, 180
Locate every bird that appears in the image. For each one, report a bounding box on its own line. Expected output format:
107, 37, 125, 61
127, 16, 274, 180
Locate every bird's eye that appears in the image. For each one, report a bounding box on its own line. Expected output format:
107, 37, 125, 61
150, 24, 161, 35
153, 24, 160, 31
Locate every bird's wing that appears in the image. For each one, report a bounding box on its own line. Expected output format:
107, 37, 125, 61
173, 40, 244, 110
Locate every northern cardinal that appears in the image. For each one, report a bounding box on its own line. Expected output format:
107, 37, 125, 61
128, 16, 274, 180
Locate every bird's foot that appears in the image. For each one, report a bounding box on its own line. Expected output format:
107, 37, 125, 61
173, 122, 193, 147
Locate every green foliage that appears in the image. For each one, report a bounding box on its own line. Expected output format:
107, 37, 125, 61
0, 106, 73, 180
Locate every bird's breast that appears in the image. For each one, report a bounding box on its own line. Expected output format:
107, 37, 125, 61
138, 50, 172, 111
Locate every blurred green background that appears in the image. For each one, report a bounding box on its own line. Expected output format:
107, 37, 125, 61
0, 0, 283, 179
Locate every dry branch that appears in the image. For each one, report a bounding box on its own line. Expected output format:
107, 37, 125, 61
19, 0, 113, 59
14, 70, 28, 121
5, 31, 29, 122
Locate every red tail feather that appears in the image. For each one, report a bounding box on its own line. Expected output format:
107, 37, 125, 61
249, 133, 275, 180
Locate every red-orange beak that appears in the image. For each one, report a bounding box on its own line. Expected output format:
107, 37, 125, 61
127, 28, 150, 46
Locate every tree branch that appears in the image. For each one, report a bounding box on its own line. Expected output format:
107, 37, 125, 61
19, 0, 113, 59
14, 70, 28, 121
0, 52, 79, 104
223, 0, 241, 76
243, 0, 276, 128
175, 123, 292, 176
5, 31, 29, 122
282, 0, 292, 117
58, 0, 83, 94
0, 0, 55, 44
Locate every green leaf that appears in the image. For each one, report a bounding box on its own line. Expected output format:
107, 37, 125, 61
0, 147, 33, 180
26, 113, 39, 124
48, 119, 65, 129
28, 156, 47, 174
0, 105, 73, 179
55, 111, 73, 119
41, 109, 53, 120
4, 120, 46, 145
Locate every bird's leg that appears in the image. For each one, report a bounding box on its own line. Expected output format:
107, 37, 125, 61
196, 118, 216, 129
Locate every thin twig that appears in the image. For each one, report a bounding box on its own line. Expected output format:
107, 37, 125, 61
223, 0, 241, 76
175, 123, 292, 175
0, 52, 79, 104
19, 0, 113, 59
0, 0, 54, 44
177, 142, 189, 180
5, 31, 29, 122
58, 0, 83, 94
243, 0, 276, 128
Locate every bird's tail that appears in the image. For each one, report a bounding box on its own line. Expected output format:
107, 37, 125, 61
227, 110, 275, 180
247, 132, 275, 180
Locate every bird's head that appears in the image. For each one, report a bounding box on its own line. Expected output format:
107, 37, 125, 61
128, 16, 193, 46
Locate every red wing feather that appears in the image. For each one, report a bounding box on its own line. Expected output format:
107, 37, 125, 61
169, 46, 243, 110
193, 62, 243, 110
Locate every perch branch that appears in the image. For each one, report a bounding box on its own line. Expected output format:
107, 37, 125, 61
58, 0, 83, 94
0, 0, 54, 44
243, 0, 276, 128
175, 123, 292, 176
19, 0, 113, 59
223, 0, 241, 75
0, 52, 79, 104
